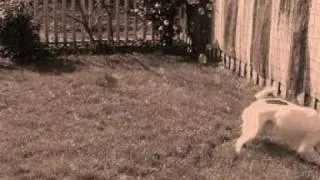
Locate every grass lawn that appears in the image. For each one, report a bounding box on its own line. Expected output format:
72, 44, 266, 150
0, 53, 320, 180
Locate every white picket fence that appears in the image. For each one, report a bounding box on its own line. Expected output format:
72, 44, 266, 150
32, 0, 188, 48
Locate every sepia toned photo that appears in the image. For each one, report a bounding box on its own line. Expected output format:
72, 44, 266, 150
0, 0, 319, 179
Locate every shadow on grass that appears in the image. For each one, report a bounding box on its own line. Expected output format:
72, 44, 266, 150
0, 63, 19, 71
252, 138, 298, 159
30, 57, 84, 74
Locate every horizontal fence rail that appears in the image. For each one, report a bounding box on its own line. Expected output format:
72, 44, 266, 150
32, 0, 189, 49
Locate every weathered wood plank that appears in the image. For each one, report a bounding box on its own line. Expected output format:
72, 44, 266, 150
226, 55, 231, 69
71, 0, 76, 45
229, 57, 235, 71
316, 99, 320, 112
240, 62, 246, 77
310, 97, 317, 109
62, 0, 67, 45
53, 0, 58, 44
246, 64, 252, 81
88, 0, 93, 29
272, 81, 281, 96
124, 0, 129, 42
105, 0, 112, 41
96, 0, 103, 41
252, 70, 258, 85
33, 0, 39, 21
115, 0, 120, 42
266, 78, 273, 87
44, 0, 49, 44
81, 0, 86, 44
133, 1, 138, 40
258, 75, 265, 87
235, 59, 241, 76
280, 84, 287, 99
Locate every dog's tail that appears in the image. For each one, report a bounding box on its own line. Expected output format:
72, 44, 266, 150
254, 86, 278, 100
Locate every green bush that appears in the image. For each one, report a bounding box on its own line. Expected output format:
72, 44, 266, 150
0, 1, 46, 64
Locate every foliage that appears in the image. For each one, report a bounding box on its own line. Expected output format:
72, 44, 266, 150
135, 0, 187, 45
0, 1, 47, 64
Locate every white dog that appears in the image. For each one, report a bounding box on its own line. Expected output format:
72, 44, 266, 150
235, 87, 320, 165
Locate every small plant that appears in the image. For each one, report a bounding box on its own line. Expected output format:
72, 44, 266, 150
0, 1, 46, 64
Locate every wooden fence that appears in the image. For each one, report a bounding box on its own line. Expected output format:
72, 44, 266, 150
32, 0, 189, 48
213, 0, 320, 110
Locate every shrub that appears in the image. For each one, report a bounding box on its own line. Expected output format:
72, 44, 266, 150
0, 1, 46, 64
135, 0, 187, 46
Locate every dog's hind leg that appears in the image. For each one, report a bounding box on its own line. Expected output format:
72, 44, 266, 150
235, 113, 266, 154
297, 131, 320, 165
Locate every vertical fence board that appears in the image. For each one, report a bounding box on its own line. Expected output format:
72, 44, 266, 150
142, 19, 147, 41
81, 0, 86, 44
252, 71, 258, 85
240, 62, 246, 77
296, 92, 306, 106
88, 0, 93, 29
235, 59, 241, 75
33, 0, 39, 21
230, 57, 235, 72
266, 78, 273, 87
258, 76, 265, 87
310, 97, 317, 109
286, 89, 294, 101
183, 5, 188, 42
316, 99, 320, 112
227, 55, 231, 69
43, 0, 49, 44
97, 1, 103, 41
62, 0, 67, 45
105, 0, 112, 41
71, 0, 76, 45
230, 57, 234, 71
115, 0, 120, 42
53, 0, 58, 44
177, 7, 182, 41
246, 64, 252, 81
133, 1, 138, 40
280, 85, 287, 99
273, 81, 281, 96
124, 0, 129, 42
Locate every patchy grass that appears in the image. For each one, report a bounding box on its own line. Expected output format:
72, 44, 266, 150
0, 53, 319, 180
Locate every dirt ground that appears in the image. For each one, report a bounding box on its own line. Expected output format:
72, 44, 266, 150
0, 53, 320, 180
